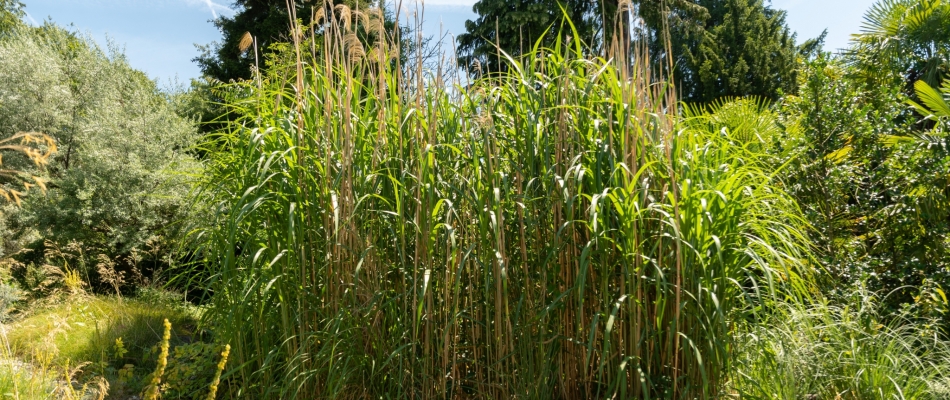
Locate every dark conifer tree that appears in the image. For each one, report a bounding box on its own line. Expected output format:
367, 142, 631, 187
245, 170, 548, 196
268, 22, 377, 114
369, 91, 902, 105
196, 0, 394, 83
195, 0, 295, 83
455, 0, 599, 75
673, 0, 799, 102
457, 0, 799, 103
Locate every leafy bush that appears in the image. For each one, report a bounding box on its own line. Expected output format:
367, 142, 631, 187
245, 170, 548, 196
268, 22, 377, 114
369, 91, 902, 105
0, 23, 199, 288
779, 48, 950, 311
162, 342, 228, 399
6, 295, 196, 372
0, 281, 20, 321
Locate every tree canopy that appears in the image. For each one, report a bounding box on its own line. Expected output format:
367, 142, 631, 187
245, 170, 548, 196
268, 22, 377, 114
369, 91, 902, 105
196, 0, 397, 83
455, 0, 597, 74
196, 0, 300, 82
665, 0, 799, 102
457, 0, 800, 102
0, 0, 23, 34
0, 22, 198, 271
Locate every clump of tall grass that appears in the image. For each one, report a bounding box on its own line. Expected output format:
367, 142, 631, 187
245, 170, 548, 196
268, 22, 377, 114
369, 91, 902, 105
732, 287, 950, 399
5, 293, 196, 386
1, 319, 108, 400
188, 3, 811, 398
0, 323, 58, 400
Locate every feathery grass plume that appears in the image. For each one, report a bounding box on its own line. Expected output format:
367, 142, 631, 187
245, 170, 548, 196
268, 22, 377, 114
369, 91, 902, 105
186, 5, 813, 399
352, 9, 369, 31
142, 319, 171, 400
344, 33, 364, 62
312, 5, 326, 27
334, 4, 351, 32
0, 131, 56, 205
238, 32, 253, 54
363, 7, 385, 38
205, 344, 230, 400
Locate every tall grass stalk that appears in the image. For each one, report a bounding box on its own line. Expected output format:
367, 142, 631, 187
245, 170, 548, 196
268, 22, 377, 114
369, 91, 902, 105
188, 3, 811, 398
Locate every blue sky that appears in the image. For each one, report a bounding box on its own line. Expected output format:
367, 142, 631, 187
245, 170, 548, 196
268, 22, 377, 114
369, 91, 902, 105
21, 0, 876, 84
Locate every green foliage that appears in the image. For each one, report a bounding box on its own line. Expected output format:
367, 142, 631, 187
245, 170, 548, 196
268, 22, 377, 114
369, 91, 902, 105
733, 288, 950, 399
188, 14, 812, 398
0, 281, 21, 321
778, 6, 950, 309
0, 359, 59, 400
456, 0, 800, 102
6, 296, 196, 370
195, 0, 293, 83
0, 0, 23, 35
455, 0, 598, 74
675, 0, 800, 102
162, 342, 228, 399
195, 0, 398, 83
0, 23, 199, 287
850, 0, 950, 90
909, 78, 950, 121
456, 0, 711, 76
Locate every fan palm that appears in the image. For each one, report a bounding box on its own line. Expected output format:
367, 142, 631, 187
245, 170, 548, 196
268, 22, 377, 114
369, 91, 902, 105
909, 78, 950, 119
850, 0, 950, 87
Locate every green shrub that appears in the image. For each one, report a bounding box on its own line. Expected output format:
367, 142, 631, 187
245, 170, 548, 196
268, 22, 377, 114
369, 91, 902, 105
0, 22, 199, 289
162, 342, 227, 399
770, 0, 950, 317
0, 281, 20, 321
6, 295, 195, 372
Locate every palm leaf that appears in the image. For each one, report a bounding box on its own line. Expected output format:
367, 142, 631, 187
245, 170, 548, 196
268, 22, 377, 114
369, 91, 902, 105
908, 79, 950, 118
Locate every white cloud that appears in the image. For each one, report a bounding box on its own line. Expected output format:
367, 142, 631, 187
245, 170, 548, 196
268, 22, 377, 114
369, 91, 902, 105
22, 10, 40, 26
182, 0, 235, 18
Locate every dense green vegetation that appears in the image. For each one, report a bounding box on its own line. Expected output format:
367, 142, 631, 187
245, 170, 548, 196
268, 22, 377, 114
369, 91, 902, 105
458, 0, 800, 101
0, 18, 198, 286
0, 0, 949, 398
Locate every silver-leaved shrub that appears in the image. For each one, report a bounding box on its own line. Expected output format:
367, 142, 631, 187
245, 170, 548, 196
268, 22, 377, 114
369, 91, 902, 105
0, 23, 199, 286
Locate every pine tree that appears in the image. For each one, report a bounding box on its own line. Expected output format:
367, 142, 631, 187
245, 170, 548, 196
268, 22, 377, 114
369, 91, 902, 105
675, 0, 799, 102
455, 0, 598, 75
195, 0, 311, 82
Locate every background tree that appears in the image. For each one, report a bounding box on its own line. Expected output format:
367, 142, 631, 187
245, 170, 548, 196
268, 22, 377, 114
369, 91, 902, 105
673, 0, 799, 102
456, 0, 599, 75
0, 0, 23, 35
196, 0, 399, 83
192, 0, 403, 137
454, 0, 707, 76
456, 0, 798, 103
195, 0, 301, 83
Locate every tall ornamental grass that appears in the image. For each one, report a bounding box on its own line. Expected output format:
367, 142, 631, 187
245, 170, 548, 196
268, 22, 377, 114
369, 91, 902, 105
188, 5, 811, 398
